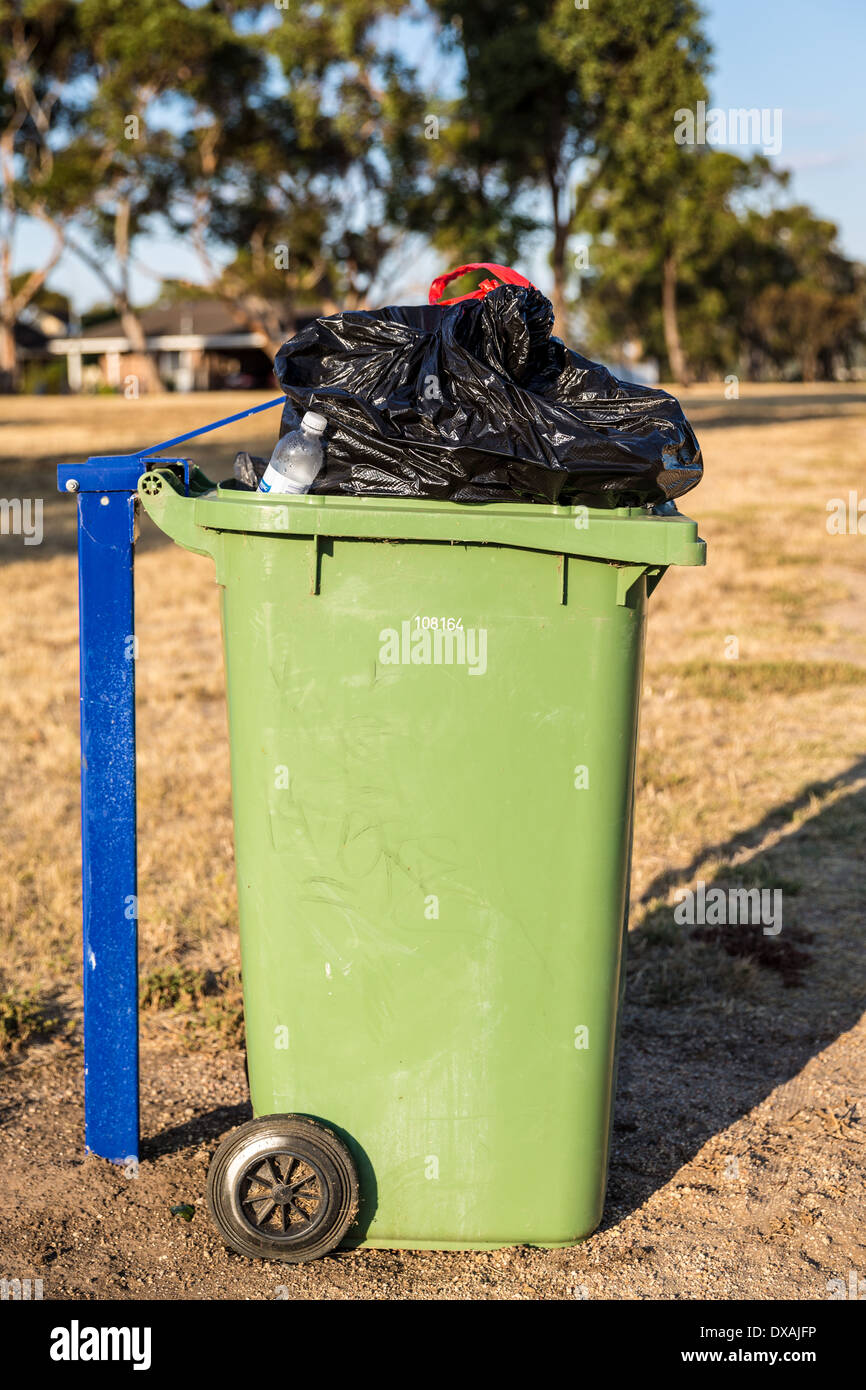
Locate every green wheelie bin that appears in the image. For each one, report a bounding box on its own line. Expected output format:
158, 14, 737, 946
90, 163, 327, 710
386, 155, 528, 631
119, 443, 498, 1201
139, 470, 705, 1261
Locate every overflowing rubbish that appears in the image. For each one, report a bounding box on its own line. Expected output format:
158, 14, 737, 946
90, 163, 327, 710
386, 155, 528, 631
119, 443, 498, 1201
257, 410, 327, 495
270, 278, 703, 508
232, 451, 266, 489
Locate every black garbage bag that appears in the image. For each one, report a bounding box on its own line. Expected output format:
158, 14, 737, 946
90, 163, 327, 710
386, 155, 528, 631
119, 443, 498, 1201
273, 285, 702, 507
232, 451, 267, 489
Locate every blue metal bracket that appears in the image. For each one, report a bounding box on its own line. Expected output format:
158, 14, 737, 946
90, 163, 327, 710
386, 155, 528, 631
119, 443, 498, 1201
58, 455, 193, 495
58, 395, 283, 1163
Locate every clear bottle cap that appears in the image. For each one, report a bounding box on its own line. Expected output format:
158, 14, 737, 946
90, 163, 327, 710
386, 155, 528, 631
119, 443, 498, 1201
302, 411, 327, 435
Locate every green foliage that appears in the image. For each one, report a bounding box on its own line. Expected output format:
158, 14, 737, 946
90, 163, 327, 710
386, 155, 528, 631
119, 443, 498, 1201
140, 964, 244, 1049
414, 0, 863, 379
18, 358, 66, 392
140, 963, 220, 1011
393, 0, 579, 272
0, 0, 88, 382
0, 989, 57, 1054
1, 0, 863, 386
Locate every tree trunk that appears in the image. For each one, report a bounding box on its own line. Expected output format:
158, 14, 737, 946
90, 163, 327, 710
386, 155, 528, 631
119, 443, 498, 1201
0, 320, 17, 393
546, 161, 570, 338
0, 240, 16, 391
1, 132, 19, 392
113, 197, 162, 394
65, 229, 164, 393
117, 303, 163, 394
208, 288, 286, 362
1, 36, 66, 393
0, 213, 66, 392
661, 254, 690, 385
539, 152, 570, 337
551, 220, 569, 340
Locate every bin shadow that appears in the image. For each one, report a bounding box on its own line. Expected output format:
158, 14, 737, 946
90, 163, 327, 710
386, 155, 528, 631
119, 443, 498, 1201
604, 755, 866, 1227
142, 759, 865, 1244
296, 1115, 379, 1246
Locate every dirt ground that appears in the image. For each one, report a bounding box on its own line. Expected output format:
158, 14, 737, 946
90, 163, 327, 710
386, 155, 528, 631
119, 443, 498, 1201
1, 385, 864, 1300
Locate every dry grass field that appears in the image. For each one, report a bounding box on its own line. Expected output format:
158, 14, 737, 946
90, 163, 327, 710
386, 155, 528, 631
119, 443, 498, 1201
0, 385, 864, 1299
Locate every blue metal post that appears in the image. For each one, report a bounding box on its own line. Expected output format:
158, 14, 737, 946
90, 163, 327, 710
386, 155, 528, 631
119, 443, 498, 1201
74, 486, 140, 1162
58, 395, 283, 1162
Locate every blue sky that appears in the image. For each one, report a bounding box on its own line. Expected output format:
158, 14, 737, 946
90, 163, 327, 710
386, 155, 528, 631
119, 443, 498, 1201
703, 0, 866, 257
16, 0, 866, 312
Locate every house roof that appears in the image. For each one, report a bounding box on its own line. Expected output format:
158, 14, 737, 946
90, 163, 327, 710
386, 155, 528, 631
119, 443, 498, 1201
79, 297, 296, 339
31, 298, 324, 358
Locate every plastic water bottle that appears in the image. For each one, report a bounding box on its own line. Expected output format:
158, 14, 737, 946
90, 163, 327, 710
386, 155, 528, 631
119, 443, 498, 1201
258, 411, 327, 494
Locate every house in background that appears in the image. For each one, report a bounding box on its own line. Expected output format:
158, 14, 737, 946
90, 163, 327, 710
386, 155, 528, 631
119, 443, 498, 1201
38, 299, 312, 392
7, 303, 69, 392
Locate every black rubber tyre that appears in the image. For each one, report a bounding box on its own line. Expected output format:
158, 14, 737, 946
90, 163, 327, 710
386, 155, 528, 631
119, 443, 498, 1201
206, 1115, 359, 1263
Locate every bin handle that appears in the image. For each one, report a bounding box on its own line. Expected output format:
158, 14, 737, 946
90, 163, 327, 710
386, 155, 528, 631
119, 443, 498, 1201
428, 263, 536, 307
138, 468, 216, 559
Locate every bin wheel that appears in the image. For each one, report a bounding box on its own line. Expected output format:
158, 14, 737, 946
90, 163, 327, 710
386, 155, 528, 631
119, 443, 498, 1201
206, 1114, 359, 1263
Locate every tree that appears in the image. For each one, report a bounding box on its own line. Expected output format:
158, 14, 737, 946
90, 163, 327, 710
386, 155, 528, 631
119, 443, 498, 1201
387, 2, 562, 305
548, 1, 863, 382
0, 0, 84, 390
735, 207, 865, 380
4, 0, 432, 385
552, 0, 713, 379
265, 0, 433, 314
54, 0, 270, 391
163, 0, 425, 355
581, 188, 865, 381
409, 0, 711, 351
578, 149, 781, 379
406, 0, 597, 331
